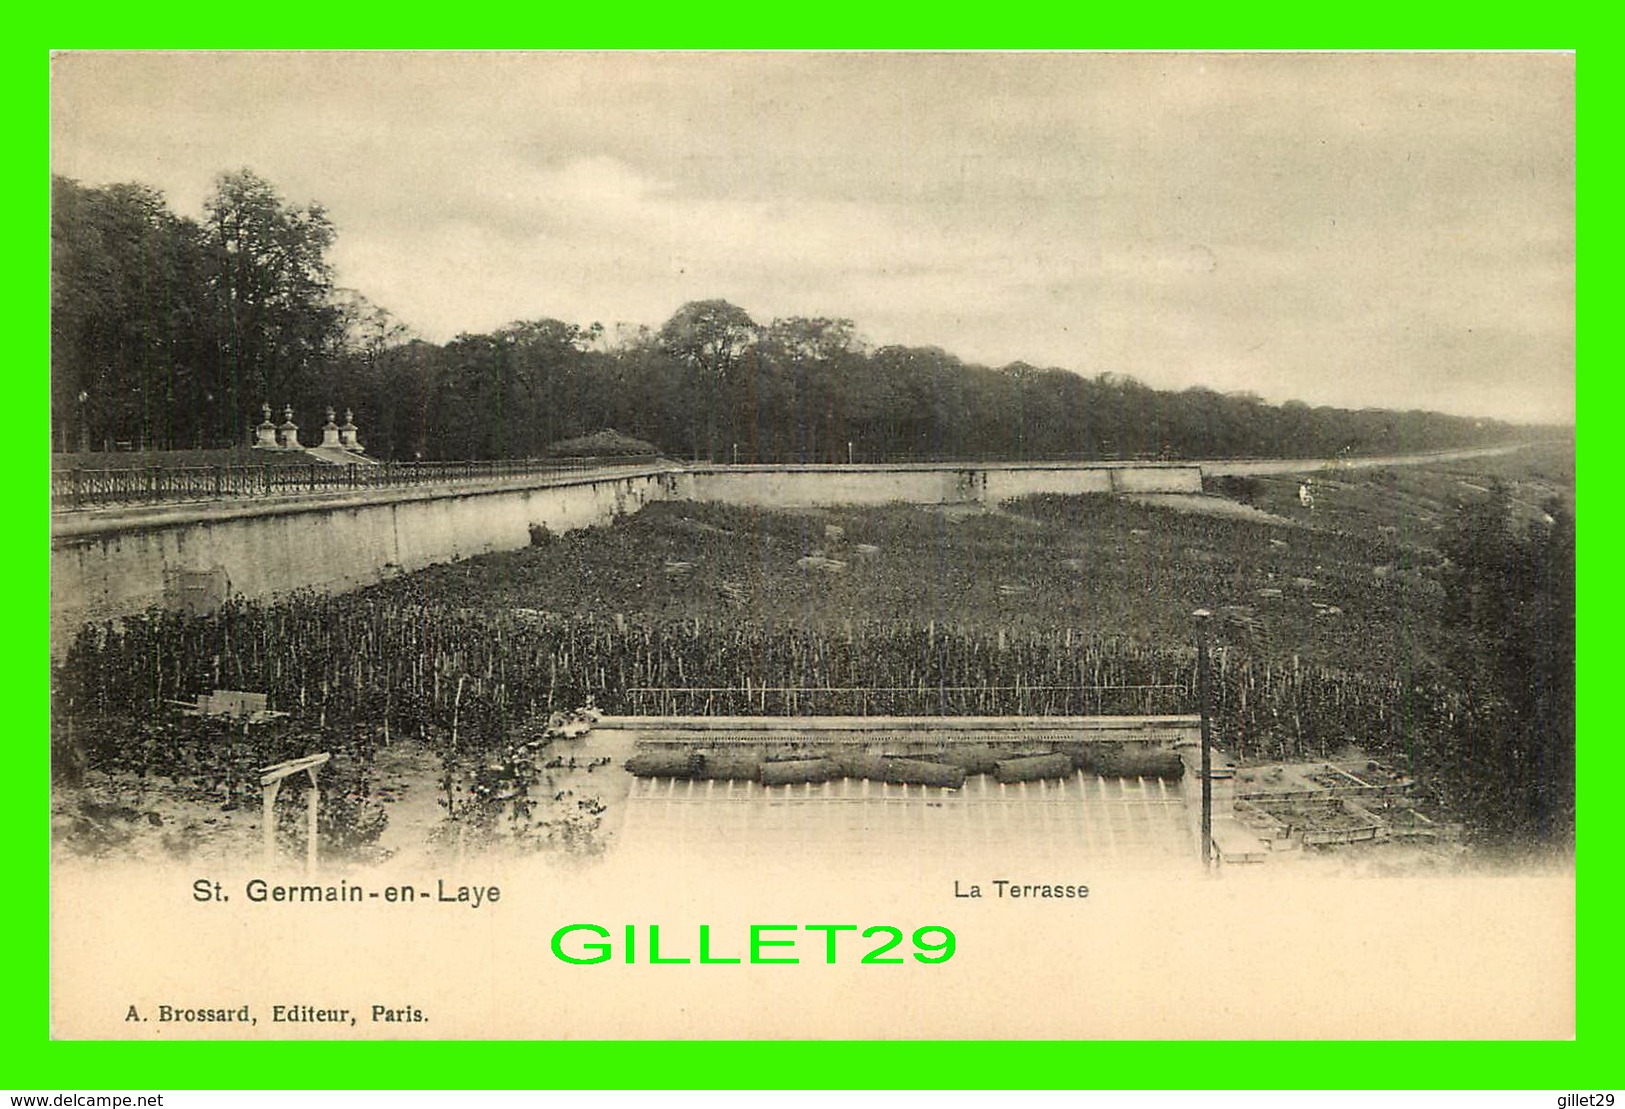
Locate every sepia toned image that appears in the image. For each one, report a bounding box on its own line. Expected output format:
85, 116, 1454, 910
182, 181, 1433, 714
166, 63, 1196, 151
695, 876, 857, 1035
48, 51, 1575, 1041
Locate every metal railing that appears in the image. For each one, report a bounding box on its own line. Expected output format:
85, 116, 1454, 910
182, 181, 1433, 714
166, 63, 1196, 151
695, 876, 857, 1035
51, 455, 665, 510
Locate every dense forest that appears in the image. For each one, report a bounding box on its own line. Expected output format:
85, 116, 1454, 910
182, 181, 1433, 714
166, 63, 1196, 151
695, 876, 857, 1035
53, 170, 1538, 464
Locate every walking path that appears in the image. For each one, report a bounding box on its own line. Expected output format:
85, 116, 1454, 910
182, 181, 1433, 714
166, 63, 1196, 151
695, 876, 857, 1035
1198, 442, 1533, 477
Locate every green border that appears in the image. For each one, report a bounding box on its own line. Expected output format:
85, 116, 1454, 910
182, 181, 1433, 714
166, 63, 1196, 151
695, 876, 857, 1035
21, 13, 1609, 1091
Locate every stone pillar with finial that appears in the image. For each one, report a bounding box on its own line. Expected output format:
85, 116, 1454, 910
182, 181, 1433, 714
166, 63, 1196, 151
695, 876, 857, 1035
320, 406, 341, 449
339, 408, 364, 452
277, 404, 301, 450
253, 402, 278, 449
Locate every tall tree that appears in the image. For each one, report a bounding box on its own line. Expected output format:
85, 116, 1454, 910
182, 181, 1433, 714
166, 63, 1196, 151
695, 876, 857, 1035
202, 169, 342, 441
51, 176, 208, 451
657, 299, 758, 460
761, 317, 860, 462
332, 291, 414, 456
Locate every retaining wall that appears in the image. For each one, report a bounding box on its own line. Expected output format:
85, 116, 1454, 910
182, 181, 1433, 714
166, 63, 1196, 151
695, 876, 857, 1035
682, 462, 1201, 506
51, 461, 1205, 648
51, 468, 681, 646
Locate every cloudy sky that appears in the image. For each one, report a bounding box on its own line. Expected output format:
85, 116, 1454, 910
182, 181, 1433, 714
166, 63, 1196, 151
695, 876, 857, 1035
51, 52, 1574, 424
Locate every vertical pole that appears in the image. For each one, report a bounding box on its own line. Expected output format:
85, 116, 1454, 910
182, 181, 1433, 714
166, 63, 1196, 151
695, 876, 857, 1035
305, 768, 321, 873
1194, 609, 1214, 871
263, 780, 280, 865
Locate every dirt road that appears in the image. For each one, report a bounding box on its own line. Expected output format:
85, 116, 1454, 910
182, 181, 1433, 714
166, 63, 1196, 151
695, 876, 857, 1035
1198, 442, 1537, 477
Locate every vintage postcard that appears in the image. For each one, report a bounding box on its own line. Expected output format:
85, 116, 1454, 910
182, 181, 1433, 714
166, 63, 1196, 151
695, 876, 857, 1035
48, 51, 1574, 1041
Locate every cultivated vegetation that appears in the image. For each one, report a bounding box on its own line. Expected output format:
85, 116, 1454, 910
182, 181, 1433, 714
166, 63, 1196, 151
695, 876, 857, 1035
51, 447, 1575, 851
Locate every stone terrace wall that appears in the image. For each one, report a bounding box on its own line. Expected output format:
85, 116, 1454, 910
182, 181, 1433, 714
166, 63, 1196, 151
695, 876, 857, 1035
51, 468, 681, 648
51, 461, 1206, 650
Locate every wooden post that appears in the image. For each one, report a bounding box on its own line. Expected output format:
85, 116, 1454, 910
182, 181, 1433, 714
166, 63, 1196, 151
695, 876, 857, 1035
1193, 609, 1214, 872
262, 779, 281, 865
259, 753, 331, 872
305, 766, 321, 872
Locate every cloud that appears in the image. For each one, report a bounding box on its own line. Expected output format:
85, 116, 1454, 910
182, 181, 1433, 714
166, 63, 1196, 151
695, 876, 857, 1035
51, 51, 1574, 423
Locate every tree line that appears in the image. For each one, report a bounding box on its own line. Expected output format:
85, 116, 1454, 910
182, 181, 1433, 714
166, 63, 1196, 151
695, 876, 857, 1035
54, 169, 1535, 462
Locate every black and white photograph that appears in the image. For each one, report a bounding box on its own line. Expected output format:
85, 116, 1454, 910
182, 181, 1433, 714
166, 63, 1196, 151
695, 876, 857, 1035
49, 51, 1574, 1040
